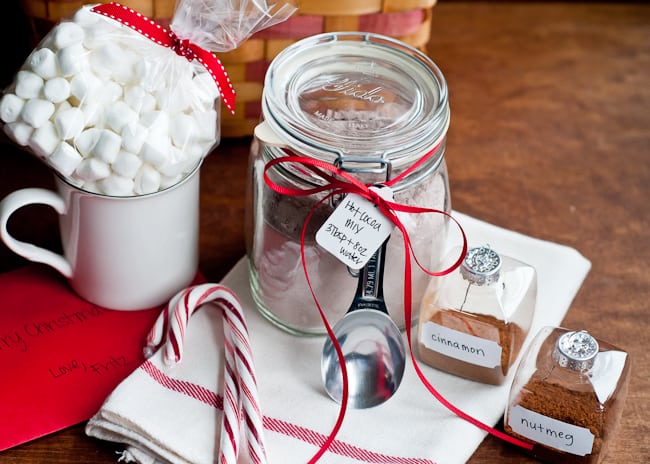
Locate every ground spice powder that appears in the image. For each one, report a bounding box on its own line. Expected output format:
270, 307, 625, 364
504, 328, 631, 464
417, 309, 525, 385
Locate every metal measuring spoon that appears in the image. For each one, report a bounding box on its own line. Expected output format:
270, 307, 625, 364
321, 239, 406, 409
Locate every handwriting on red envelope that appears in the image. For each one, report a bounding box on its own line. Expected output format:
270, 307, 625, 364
0, 265, 162, 451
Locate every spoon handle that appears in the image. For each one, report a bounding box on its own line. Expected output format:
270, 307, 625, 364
348, 239, 389, 314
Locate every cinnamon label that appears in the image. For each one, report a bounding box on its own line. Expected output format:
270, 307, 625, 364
420, 320, 502, 368
417, 309, 524, 385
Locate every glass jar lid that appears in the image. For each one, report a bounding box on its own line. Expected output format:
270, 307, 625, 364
461, 246, 502, 285
554, 330, 599, 371
261, 32, 450, 171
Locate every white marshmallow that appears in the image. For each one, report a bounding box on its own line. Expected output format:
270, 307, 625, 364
170, 113, 197, 147
21, 98, 55, 128
3, 121, 33, 146
182, 143, 207, 161
98, 174, 135, 196
92, 129, 121, 163
134, 164, 162, 195
15, 70, 44, 99
134, 59, 169, 93
80, 181, 100, 194
0, 93, 25, 123
74, 128, 101, 157
132, 60, 151, 91
56, 43, 88, 77
49, 141, 82, 177
52, 22, 85, 50
66, 176, 85, 189
103, 81, 123, 104
56, 100, 72, 113
70, 73, 104, 126
112, 150, 142, 178
121, 124, 147, 154
124, 86, 156, 113
140, 110, 170, 134
54, 107, 85, 140
74, 157, 111, 181
81, 19, 115, 50
172, 55, 194, 83
90, 42, 125, 79
193, 109, 218, 142
158, 146, 198, 178
105, 101, 137, 133
43, 77, 71, 103
155, 84, 191, 115
29, 122, 60, 158
69, 71, 102, 105
159, 173, 184, 190
112, 49, 139, 84
28, 48, 59, 79
192, 71, 220, 110
78, 98, 104, 127
72, 5, 101, 27
141, 133, 171, 167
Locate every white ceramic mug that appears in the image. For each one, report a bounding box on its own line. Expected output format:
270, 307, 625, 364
0, 165, 200, 310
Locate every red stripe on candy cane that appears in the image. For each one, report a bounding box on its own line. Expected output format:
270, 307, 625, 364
145, 284, 267, 464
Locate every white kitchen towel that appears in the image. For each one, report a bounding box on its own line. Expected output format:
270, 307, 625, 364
86, 211, 591, 464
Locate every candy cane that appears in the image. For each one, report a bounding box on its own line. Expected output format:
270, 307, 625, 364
146, 284, 267, 464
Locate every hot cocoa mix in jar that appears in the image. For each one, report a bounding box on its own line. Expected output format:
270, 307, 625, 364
504, 327, 631, 464
245, 32, 452, 335
417, 245, 537, 384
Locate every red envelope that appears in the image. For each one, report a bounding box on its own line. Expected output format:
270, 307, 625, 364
0, 264, 165, 451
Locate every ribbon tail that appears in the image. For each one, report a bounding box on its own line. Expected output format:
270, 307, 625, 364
191, 45, 236, 115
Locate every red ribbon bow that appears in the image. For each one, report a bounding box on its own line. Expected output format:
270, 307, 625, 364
264, 145, 534, 461
91, 2, 236, 114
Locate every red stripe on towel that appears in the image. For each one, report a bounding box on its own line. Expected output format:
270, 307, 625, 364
140, 360, 223, 410
140, 360, 437, 464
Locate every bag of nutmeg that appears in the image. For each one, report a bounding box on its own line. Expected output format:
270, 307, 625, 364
0, 1, 296, 197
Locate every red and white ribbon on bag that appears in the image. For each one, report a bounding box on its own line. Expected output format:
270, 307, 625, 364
263, 143, 534, 462
91, 2, 236, 114
146, 284, 267, 464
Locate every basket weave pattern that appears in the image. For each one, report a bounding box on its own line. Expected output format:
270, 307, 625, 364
20, 0, 437, 137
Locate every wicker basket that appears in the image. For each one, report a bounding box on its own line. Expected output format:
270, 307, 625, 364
20, 0, 437, 137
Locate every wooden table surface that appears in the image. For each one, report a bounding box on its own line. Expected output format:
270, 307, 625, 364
1, 1, 648, 463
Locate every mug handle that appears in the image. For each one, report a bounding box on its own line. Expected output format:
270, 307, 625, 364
0, 188, 73, 278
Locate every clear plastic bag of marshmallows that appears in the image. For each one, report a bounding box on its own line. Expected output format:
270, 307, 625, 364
0, 1, 296, 196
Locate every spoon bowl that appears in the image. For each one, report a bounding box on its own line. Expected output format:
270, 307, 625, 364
320, 239, 406, 409
321, 308, 406, 409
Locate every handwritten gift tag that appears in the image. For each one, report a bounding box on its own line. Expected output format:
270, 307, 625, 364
316, 186, 394, 269
0, 264, 164, 451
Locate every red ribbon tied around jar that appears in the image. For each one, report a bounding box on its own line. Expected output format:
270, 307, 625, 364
91, 2, 236, 114
264, 142, 534, 462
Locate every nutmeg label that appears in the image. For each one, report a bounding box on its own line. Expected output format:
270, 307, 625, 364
316, 187, 394, 269
508, 405, 595, 456
420, 321, 502, 368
